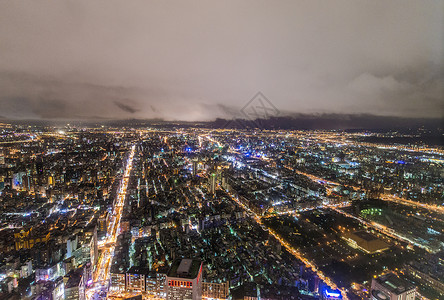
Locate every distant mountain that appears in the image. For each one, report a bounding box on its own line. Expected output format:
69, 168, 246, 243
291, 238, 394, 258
2, 114, 442, 132
209, 114, 443, 131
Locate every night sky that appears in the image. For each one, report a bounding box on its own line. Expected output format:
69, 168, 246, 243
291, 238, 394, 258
0, 1, 442, 120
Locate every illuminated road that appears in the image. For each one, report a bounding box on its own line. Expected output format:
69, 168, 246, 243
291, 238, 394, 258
86, 145, 136, 300
204, 131, 443, 216
328, 206, 433, 252
225, 192, 349, 300
201, 135, 349, 298
207, 132, 443, 215
379, 193, 444, 214
283, 165, 444, 214
280, 164, 442, 252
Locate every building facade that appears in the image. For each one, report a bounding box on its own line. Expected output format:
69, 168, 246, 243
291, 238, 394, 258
166, 259, 203, 300
371, 273, 416, 300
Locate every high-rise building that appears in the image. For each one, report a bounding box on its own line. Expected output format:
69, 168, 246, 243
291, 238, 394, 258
192, 160, 198, 176
126, 267, 149, 293
48, 175, 55, 186
166, 258, 203, 300
209, 173, 216, 194
0, 148, 5, 166
370, 273, 416, 300
110, 272, 126, 292
12, 172, 25, 190
202, 281, 229, 299
97, 213, 108, 239
22, 174, 32, 191
145, 272, 167, 299
64, 267, 87, 300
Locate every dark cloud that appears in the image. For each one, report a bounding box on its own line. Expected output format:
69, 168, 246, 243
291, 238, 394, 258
345, 64, 444, 117
114, 100, 139, 114
32, 99, 68, 119
0, 71, 150, 119
0, 1, 442, 120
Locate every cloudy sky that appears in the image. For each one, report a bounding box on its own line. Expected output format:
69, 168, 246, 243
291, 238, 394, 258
0, 1, 442, 120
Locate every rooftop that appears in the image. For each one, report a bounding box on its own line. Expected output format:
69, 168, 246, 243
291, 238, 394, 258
65, 268, 83, 289
375, 273, 415, 295
167, 258, 202, 279
127, 266, 150, 275
354, 231, 378, 241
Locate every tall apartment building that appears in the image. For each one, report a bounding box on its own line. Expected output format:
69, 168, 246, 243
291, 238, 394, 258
166, 258, 203, 300
126, 267, 149, 293
202, 281, 229, 299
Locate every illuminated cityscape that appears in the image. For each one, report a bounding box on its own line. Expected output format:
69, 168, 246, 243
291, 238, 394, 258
0, 123, 442, 300
0, 1, 442, 299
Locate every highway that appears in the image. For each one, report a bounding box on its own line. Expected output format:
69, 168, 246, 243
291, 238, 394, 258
86, 144, 136, 300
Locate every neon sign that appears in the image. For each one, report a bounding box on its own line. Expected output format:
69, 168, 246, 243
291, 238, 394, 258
325, 289, 342, 298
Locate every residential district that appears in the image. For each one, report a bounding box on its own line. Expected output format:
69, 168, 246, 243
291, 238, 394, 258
0, 122, 442, 300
